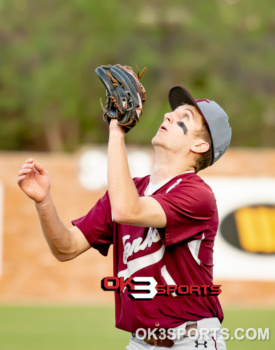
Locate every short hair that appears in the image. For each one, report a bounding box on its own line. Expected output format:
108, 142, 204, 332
194, 119, 213, 173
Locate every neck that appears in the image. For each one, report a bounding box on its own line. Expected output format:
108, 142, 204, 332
150, 147, 195, 182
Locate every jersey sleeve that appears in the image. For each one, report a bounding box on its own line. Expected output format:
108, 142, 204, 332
72, 191, 113, 256
150, 183, 217, 246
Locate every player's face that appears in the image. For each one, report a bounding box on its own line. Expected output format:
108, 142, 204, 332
152, 104, 204, 153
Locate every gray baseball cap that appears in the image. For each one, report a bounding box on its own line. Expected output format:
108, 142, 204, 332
168, 85, 232, 165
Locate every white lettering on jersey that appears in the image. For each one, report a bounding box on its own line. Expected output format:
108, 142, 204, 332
122, 228, 161, 264
118, 228, 165, 280
118, 245, 165, 279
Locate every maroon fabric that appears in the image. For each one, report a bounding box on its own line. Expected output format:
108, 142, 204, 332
196, 99, 212, 103
72, 172, 223, 333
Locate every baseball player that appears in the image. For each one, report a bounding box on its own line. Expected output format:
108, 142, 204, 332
17, 84, 231, 349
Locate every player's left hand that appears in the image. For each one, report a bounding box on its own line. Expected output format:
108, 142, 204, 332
109, 93, 143, 135
109, 119, 125, 135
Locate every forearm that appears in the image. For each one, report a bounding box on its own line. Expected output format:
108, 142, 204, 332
107, 129, 140, 222
35, 194, 74, 260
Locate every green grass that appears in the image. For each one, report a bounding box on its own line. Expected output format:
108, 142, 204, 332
0, 306, 273, 350
222, 308, 274, 350
0, 305, 129, 350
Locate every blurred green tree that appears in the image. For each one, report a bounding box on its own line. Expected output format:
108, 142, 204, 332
0, 0, 275, 151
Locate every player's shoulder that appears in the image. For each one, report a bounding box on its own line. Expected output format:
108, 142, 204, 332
178, 172, 217, 214
178, 172, 213, 191
174, 172, 216, 203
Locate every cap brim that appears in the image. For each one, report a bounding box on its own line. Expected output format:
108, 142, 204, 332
168, 85, 205, 122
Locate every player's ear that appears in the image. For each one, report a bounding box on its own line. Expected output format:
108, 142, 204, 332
190, 140, 209, 154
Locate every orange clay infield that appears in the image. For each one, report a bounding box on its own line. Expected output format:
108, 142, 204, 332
0, 149, 275, 306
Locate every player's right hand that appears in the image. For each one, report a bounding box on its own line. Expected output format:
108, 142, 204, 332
17, 158, 51, 203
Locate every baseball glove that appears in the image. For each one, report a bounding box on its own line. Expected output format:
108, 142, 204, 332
95, 64, 146, 133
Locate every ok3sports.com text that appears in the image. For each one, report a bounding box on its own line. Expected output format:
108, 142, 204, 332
133, 327, 270, 342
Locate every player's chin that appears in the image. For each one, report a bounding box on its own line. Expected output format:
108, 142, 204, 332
151, 134, 159, 145
151, 133, 165, 147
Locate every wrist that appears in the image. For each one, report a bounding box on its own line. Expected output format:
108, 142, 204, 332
109, 120, 125, 137
35, 193, 52, 209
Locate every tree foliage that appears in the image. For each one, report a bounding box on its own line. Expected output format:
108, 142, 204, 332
1, 0, 275, 151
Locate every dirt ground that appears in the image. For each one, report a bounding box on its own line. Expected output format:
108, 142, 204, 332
0, 149, 275, 306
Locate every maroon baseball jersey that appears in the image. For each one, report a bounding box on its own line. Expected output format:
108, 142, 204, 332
72, 172, 223, 333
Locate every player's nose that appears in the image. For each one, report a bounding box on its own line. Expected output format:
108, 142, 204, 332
164, 112, 173, 123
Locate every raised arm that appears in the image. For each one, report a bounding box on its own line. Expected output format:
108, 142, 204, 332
107, 121, 167, 228
17, 158, 90, 261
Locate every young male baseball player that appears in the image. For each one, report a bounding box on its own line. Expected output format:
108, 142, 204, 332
17, 85, 231, 349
